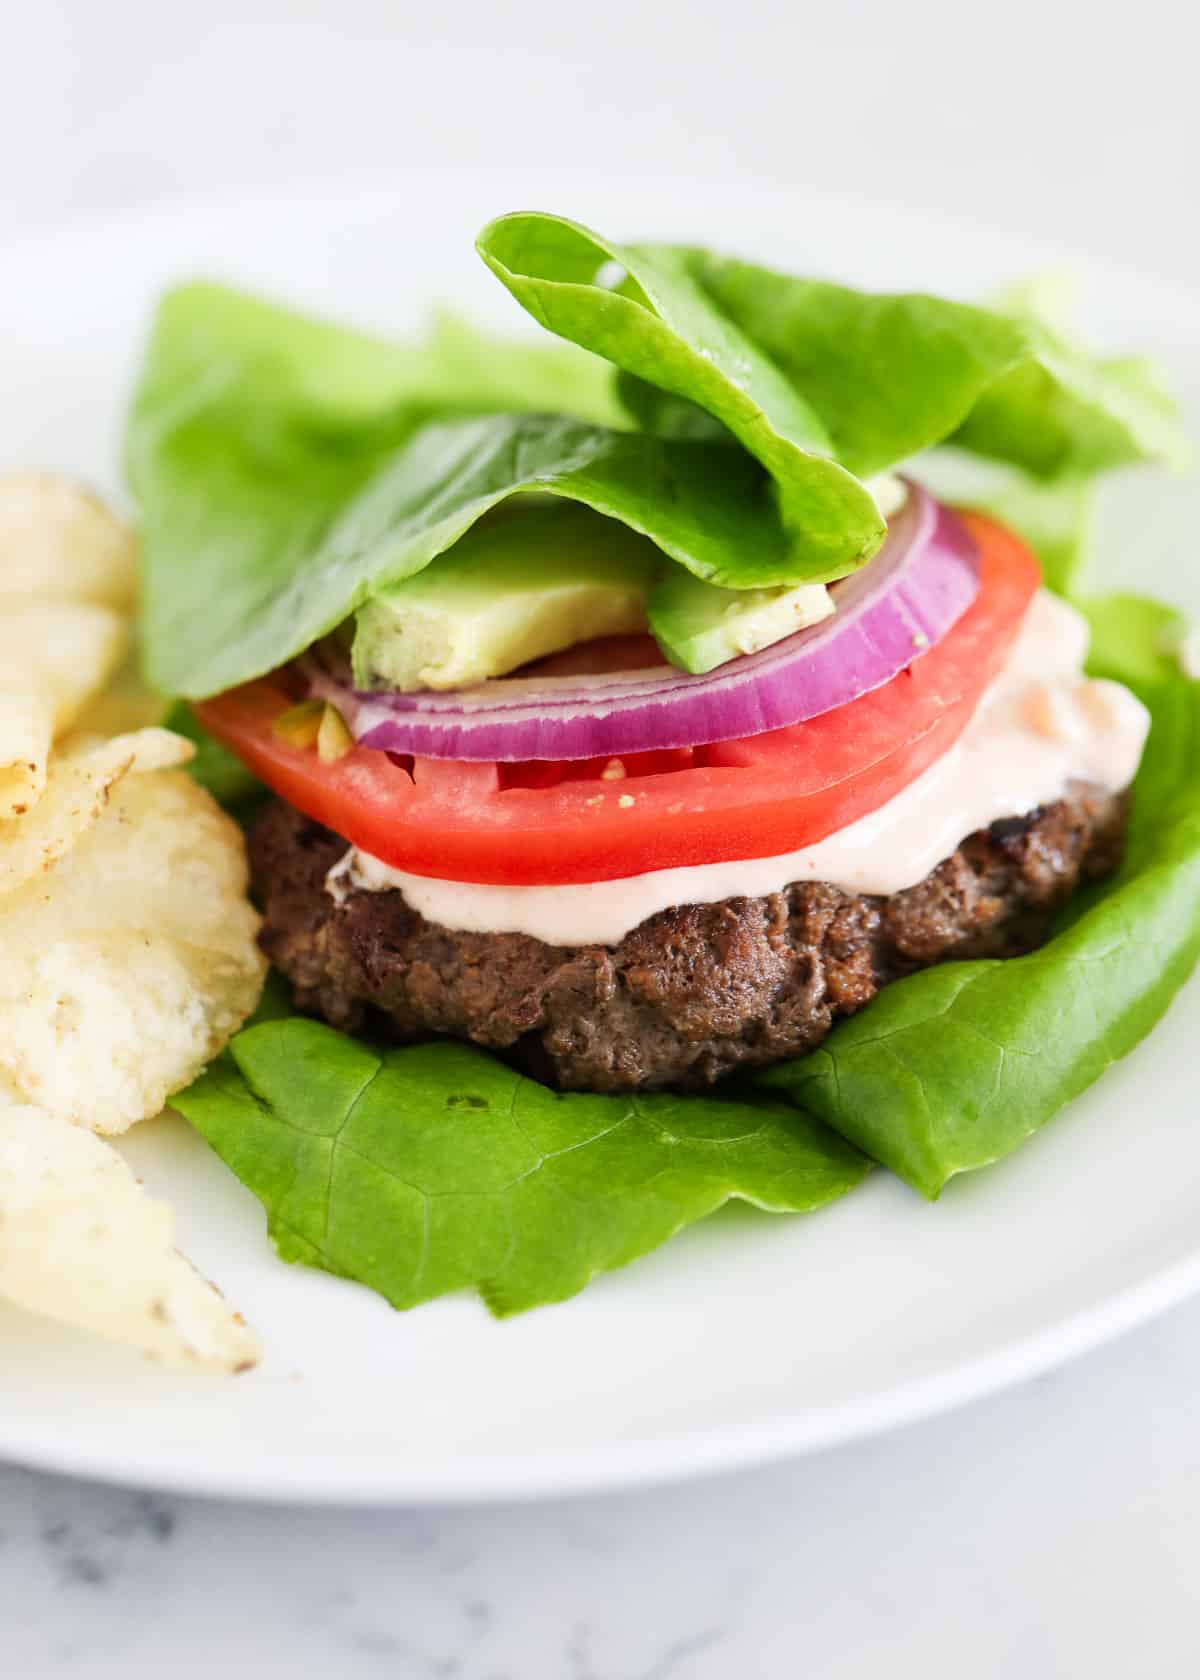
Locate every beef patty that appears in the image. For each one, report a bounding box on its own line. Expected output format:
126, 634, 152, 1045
250, 787, 1127, 1092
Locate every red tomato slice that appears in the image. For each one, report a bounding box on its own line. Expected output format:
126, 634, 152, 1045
198, 512, 1039, 886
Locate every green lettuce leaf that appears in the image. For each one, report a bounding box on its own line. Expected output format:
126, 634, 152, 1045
135, 401, 802, 699
130, 283, 626, 439
173, 1026, 867, 1315
131, 236, 1187, 701
478, 212, 885, 572
759, 602, 1200, 1197
130, 288, 828, 699
1080, 592, 1188, 688
479, 213, 1188, 484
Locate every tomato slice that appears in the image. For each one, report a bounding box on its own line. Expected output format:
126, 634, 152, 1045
198, 512, 1039, 886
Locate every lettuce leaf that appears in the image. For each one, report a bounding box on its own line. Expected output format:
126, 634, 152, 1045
135, 404, 805, 700
130, 290, 831, 699
172, 1026, 867, 1315
477, 213, 885, 567
478, 214, 1188, 484
700, 262, 1188, 481
130, 234, 1187, 701
758, 598, 1200, 1196
130, 283, 627, 438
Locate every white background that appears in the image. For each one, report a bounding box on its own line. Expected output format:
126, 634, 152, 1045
3, 1, 1199, 1674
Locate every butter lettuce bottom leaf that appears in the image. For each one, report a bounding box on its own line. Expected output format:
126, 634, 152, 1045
759, 599, 1200, 1197
173, 1027, 868, 1316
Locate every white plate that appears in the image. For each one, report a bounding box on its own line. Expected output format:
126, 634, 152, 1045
1, 172, 1197, 1506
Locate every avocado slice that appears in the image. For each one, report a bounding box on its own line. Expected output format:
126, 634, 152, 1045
647, 474, 908, 673
354, 477, 905, 690
352, 502, 661, 691
648, 570, 833, 674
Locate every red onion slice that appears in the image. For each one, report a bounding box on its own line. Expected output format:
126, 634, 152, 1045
307, 481, 979, 762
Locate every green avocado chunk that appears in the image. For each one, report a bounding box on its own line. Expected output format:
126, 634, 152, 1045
648, 569, 833, 674
351, 501, 662, 691
646, 476, 905, 674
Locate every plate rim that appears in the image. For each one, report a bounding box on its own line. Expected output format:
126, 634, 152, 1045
5, 1236, 1200, 1505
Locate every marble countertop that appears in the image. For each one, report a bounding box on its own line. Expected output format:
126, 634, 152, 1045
3, 1, 1199, 1673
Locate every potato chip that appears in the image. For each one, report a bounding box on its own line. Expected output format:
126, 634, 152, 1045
0, 1094, 260, 1371
0, 598, 129, 818
0, 726, 190, 899
0, 475, 266, 1368
0, 759, 266, 1133
0, 472, 138, 610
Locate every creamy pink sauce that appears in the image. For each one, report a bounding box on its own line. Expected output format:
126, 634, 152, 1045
327, 592, 1150, 948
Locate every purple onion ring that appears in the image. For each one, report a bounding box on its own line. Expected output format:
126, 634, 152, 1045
306, 480, 980, 762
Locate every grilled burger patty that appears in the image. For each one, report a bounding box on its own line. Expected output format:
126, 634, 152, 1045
250, 788, 1127, 1092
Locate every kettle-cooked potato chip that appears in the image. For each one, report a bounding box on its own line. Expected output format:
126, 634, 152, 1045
0, 598, 130, 818
0, 473, 143, 819
0, 751, 267, 1133
0, 726, 188, 898
0, 474, 267, 1369
0, 1094, 260, 1371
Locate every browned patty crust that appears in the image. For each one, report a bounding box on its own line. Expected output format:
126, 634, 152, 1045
250, 786, 1127, 1092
